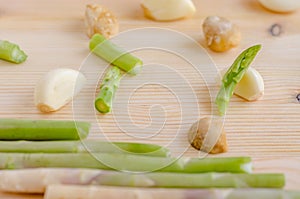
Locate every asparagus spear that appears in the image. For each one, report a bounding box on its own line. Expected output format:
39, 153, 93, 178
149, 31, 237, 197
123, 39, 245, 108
0, 119, 90, 140
0, 153, 251, 173
0, 169, 284, 194
89, 33, 143, 75
0, 140, 170, 157
0, 40, 27, 64
216, 44, 261, 115
44, 185, 300, 199
95, 66, 121, 113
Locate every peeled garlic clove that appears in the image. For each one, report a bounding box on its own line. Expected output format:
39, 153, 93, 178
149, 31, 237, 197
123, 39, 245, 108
35, 68, 86, 113
234, 67, 264, 101
258, 0, 300, 13
141, 0, 196, 21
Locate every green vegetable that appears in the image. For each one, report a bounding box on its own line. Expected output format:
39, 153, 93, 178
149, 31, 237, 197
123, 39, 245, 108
0, 153, 251, 173
216, 44, 261, 115
89, 33, 143, 75
0, 140, 170, 157
0, 40, 27, 64
95, 66, 121, 113
91, 172, 284, 188
0, 119, 90, 140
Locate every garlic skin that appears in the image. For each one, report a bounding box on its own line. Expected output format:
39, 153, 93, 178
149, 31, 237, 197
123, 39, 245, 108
234, 67, 264, 101
35, 68, 86, 113
141, 0, 196, 21
85, 4, 119, 38
203, 16, 241, 52
188, 116, 228, 154
258, 0, 300, 13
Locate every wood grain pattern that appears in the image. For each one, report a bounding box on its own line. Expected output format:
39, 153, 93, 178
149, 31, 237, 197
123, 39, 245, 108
0, 0, 300, 197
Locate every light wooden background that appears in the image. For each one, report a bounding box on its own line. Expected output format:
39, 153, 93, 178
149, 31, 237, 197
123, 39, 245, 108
0, 0, 300, 197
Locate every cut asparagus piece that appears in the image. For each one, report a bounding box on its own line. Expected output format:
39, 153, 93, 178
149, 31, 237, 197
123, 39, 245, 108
83, 140, 171, 157
0, 119, 90, 140
44, 185, 300, 199
0, 153, 251, 173
95, 66, 121, 113
0, 168, 284, 194
0, 140, 170, 157
215, 44, 261, 116
0, 40, 27, 64
89, 33, 143, 75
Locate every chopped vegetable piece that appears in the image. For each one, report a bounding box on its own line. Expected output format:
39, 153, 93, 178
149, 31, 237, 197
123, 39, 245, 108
0, 119, 90, 140
0, 140, 170, 157
141, 0, 196, 21
85, 4, 119, 38
89, 33, 143, 75
0, 153, 251, 173
216, 44, 262, 115
0, 40, 27, 64
34, 68, 86, 113
95, 66, 121, 113
234, 67, 264, 101
0, 168, 284, 194
45, 185, 299, 199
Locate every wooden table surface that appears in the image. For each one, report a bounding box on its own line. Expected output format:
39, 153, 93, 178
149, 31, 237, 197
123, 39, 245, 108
0, 0, 300, 198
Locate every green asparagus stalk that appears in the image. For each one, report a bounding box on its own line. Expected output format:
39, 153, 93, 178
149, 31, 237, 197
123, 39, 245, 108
89, 33, 143, 75
0, 140, 170, 157
0, 119, 90, 140
215, 44, 261, 116
44, 185, 299, 199
0, 169, 284, 194
0, 153, 251, 173
95, 66, 121, 113
0, 40, 27, 64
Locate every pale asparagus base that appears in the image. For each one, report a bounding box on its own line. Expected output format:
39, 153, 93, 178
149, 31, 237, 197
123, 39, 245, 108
44, 185, 300, 199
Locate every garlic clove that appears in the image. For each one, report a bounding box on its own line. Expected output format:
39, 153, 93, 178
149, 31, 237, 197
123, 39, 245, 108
258, 0, 300, 13
234, 67, 264, 101
141, 0, 196, 21
34, 68, 86, 113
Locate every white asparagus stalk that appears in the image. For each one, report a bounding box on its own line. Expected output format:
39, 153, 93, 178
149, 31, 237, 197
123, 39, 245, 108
44, 185, 300, 199
141, 0, 196, 21
34, 68, 86, 113
44, 185, 200, 199
0, 169, 99, 193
